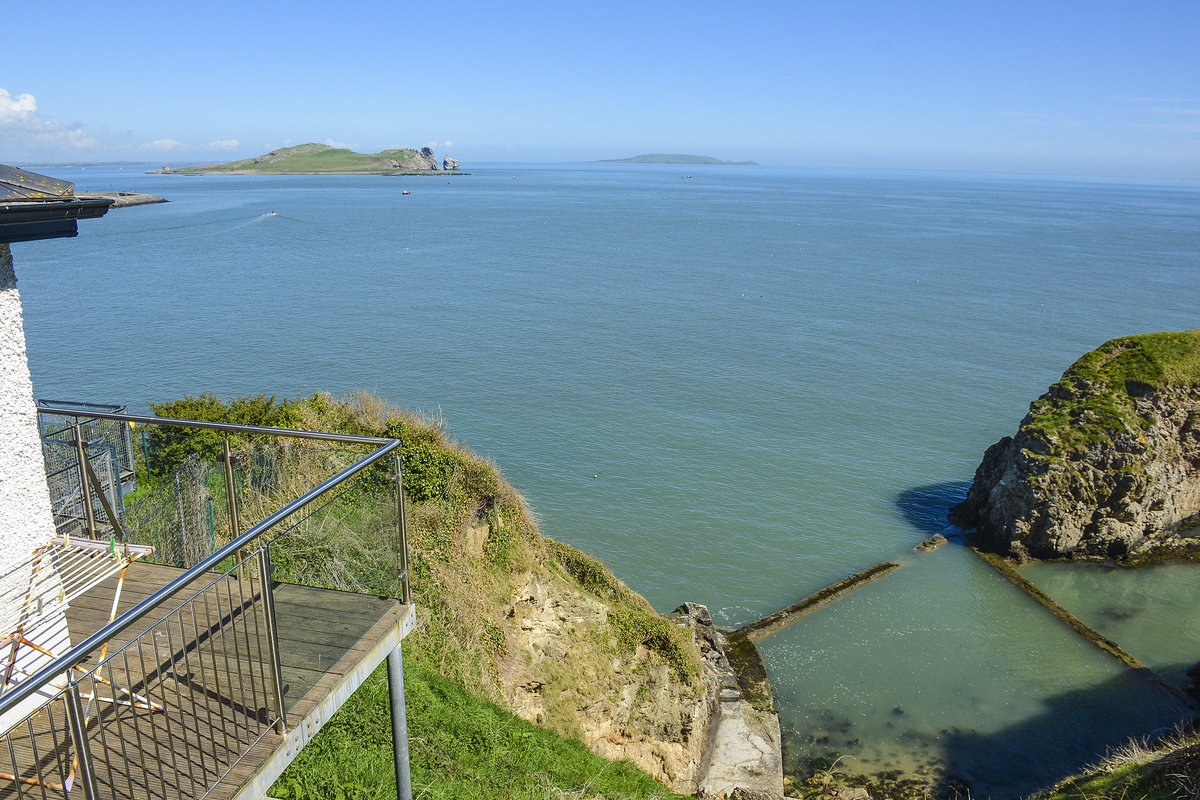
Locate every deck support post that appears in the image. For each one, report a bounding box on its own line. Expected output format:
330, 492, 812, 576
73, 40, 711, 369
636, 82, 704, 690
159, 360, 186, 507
386, 644, 412, 800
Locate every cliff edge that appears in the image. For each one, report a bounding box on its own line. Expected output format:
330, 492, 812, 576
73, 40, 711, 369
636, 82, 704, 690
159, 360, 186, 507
950, 331, 1200, 562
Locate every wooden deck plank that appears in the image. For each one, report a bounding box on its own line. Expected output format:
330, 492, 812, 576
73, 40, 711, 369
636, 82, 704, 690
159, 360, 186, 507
1, 561, 410, 800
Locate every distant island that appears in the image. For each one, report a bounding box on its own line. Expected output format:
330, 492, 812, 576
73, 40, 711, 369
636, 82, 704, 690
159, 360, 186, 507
149, 143, 462, 175
596, 154, 758, 166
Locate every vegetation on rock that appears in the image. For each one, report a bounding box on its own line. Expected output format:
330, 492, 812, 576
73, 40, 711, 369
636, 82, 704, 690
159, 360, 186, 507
951, 330, 1200, 562
1036, 727, 1200, 800
1022, 330, 1200, 453
140, 390, 706, 797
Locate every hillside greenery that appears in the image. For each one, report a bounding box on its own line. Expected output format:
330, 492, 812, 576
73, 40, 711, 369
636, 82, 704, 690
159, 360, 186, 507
1024, 330, 1200, 452
1035, 728, 1200, 800
273, 658, 688, 800
142, 390, 700, 799
162, 143, 445, 174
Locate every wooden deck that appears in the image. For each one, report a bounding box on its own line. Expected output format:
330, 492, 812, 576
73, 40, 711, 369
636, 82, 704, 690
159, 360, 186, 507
1, 561, 413, 800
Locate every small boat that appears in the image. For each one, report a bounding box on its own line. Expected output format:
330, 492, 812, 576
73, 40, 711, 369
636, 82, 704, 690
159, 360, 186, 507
267, 211, 278, 216
402, 191, 412, 195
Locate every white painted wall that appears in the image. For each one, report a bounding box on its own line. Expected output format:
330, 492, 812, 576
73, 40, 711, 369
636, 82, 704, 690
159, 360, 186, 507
0, 243, 58, 564
0, 242, 72, 729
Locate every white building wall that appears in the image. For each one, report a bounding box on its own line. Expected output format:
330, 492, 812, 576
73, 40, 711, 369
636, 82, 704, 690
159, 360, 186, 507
0, 242, 57, 562
0, 242, 71, 729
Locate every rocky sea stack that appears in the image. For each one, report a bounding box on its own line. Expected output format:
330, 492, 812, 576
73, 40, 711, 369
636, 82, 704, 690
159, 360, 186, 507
950, 331, 1200, 562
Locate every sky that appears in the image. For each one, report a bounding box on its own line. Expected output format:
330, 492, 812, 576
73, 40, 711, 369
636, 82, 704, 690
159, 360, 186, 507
3, 0, 1198, 178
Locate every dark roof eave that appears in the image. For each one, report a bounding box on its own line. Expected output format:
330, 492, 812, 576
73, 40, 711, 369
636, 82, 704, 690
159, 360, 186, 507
0, 198, 114, 243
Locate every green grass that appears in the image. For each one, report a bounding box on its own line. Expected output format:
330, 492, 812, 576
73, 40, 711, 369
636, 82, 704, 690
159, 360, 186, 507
1038, 730, 1200, 800
138, 389, 705, 798
271, 658, 690, 800
1024, 330, 1200, 453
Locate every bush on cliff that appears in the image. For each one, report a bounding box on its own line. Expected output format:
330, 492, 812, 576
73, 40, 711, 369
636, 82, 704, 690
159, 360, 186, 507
142, 390, 703, 798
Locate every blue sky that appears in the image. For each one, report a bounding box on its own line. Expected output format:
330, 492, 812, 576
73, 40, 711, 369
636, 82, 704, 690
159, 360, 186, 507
3, 0, 1198, 177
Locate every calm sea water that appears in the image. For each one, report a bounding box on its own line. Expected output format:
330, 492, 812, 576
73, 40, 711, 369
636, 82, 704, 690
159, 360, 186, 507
15, 163, 1200, 796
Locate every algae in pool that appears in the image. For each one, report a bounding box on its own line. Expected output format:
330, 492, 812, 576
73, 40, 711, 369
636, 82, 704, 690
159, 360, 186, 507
758, 544, 1193, 799
1019, 560, 1200, 688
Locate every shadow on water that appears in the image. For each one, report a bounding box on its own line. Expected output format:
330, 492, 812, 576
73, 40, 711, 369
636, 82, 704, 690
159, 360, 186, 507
895, 481, 970, 539
934, 669, 1196, 799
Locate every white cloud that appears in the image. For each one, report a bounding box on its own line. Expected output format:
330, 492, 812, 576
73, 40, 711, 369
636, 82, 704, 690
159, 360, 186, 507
998, 111, 1043, 126
325, 138, 353, 149
1134, 122, 1200, 134
143, 138, 182, 151
0, 88, 98, 155
207, 139, 240, 150
1147, 107, 1200, 116
1114, 97, 1200, 103
0, 89, 38, 121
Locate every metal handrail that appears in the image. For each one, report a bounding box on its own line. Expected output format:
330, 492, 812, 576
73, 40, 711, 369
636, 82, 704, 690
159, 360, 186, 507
36, 403, 394, 446
1, 407, 407, 720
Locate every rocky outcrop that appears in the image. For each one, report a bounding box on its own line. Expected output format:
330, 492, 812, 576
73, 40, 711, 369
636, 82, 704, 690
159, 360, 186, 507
498, 577, 712, 793
416, 147, 441, 171
443, 157, 460, 171
950, 331, 1200, 562
497, 586, 786, 796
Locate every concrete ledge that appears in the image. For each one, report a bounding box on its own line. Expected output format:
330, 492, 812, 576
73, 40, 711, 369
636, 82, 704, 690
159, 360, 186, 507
736, 562, 901, 640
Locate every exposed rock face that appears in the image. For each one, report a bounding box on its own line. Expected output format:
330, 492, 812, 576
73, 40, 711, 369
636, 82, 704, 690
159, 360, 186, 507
950, 332, 1200, 562
416, 146, 441, 171
498, 575, 713, 793
675, 604, 785, 799
443, 157, 460, 171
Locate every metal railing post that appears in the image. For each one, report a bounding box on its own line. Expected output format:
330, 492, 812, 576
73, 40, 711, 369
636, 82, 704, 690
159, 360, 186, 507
73, 421, 97, 538
255, 547, 288, 734
224, 437, 249, 575
222, 438, 242, 537
65, 681, 100, 800
387, 645, 413, 800
394, 453, 411, 605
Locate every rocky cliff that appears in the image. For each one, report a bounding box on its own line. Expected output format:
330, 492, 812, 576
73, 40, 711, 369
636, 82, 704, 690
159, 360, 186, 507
950, 331, 1200, 562
498, 575, 714, 792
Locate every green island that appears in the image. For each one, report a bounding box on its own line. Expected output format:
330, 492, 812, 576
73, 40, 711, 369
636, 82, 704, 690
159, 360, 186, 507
149, 143, 460, 175
596, 153, 759, 165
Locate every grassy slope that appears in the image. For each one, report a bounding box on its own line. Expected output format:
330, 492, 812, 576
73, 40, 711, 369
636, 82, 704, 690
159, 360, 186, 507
1024, 330, 1200, 451
274, 659, 689, 800
1037, 730, 1200, 800
146, 391, 698, 800
171, 143, 436, 174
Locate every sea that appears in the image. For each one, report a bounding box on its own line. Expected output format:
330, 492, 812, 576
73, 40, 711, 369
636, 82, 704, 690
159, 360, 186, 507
14, 162, 1200, 797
